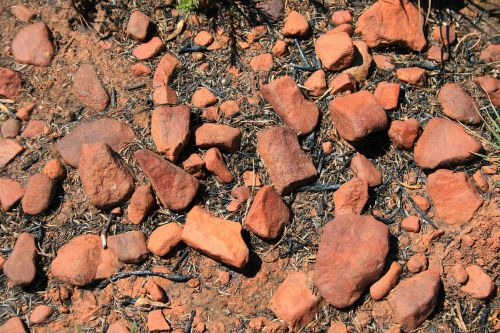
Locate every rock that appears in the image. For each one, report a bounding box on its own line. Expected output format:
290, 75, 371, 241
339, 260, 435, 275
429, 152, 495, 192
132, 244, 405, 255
107, 231, 148, 264
127, 11, 150, 41
387, 271, 440, 330
148, 223, 183, 256
257, 126, 317, 194
329, 72, 356, 95
151, 105, 190, 162
438, 83, 481, 124
472, 170, 488, 192
194, 31, 214, 46
426, 169, 483, 225
374, 82, 400, 110
72, 64, 110, 111
145, 280, 165, 302
194, 123, 242, 153
0, 178, 24, 211
342, 40, 372, 82
304, 70, 327, 96
328, 90, 388, 142
29, 305, 53, 324
107, 321, 129, 333
450, 263, 468, 284
356, 0, 426, 52
350, 153, 382, 187
314, 214, 390, 308
153, 85, 178, 105
282, 11, 309, 37
401, 215, 420, 233
373, 55, 395, 70
370, 261, 402, 300
182, 153, 205, 178
79, 143, 134, 209
220, 100, 240, 117
11, 22, 54, 66
432, 25, 456, 45
132, 37, 163, 60
322, 141, 333, 155
388, 119, 420, 149
20, 120, 49, 138
11, 5, 36, 22
126, 185, 155, 224
153, 53, 180, 87
407, 253, 428, 273
41, 159, 66, 181
182, 205, 249, 268
204, 148, 233, 183
51, 234, 118, 286
55, 118, 135, 168
396, 67, 426, 86
461, 265, 494, 299
333, 178, 368, 216
3, 232, 36, 286
479, 44, 500, 62
147, 310, 170, 332
243, 171, 262, 187
315, 32, 354, 71
256, 0, 283, 22
21, 173, 55, 215
260, 76, 319, 135
427, 45, 449, 62
131, 63, 151, 77
231, 186, 250, 202
245, 185, 290, 239
473, 75, 500, 107
250, 53, 273, 72
326, 24, 354, 36
0, 68, 22, 100
135, 149, 199, 211
0, 138, 23, 167
414, 118, 482, 169
272, 40, 288, 57
1, 119, 22, 138
0, 317, 27, 333
16, 102, 34, 121
269, 271, 320, 331
192, 87, 218, 108
331, 10, 352, 26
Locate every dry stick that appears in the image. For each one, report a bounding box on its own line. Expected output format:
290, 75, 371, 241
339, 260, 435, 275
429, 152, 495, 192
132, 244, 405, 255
401, 187, 438, 229
98, 271, 192, 289
295, 183, 341, 192
184, 310, 196, 333
100, 215, 113, 249
124, 82, 146, 90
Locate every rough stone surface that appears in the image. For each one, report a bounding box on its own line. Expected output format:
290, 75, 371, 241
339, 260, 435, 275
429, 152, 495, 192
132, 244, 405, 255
204, 147, 233, 183
438, 83, 481, 124
250, 53, 273, 72
152, 85, 178, 105
0, 178, 24, 212
21, 173, 55, 215
329, 72, 356, 95
304, 70, 327, 97
479, 44, 500, 62
350, 153, 382, 187
182, 153, 205, 178
473, 75, 500, 106
151, 105, 190, 162
29, 305, 53, 324
21, 120, 49, 138
396, 67, 426, 86
331, 10, 352, 26
461, 265, 494, 299
41, 159, 66, 182
194, 31, 214, 46
282, 11, 309, 37
153, 53, 180, 87
194, 123, 242, 153
401, 215, 420, 233
107, 321, 129, 333
432, 25, 456, 45
192, 87, 218, 108
11, 22, 54, 66
342, 40, 372, 82
0, 138, 24, 167
126, 11, 150, 41
0, 317, 28, 333
0, 68, 22, 100
315, 32, 354, 71
3, 232, 36, 286
388, 119, 420, 149
132, 37, 163, 60
11, 5, 36, 22
407, 253, 428, 273
373, 55, 395, 70
147, 310, 170, 332
450, 263, 468, 284
126, 185, 155, 224
374, 82, 400, 110
333, 178, 368, 216
148, 223, 183, 256
72, 64, 110, 111
427, 45, 449, 63
107, 231, 149, 264
370, 261, 402, 300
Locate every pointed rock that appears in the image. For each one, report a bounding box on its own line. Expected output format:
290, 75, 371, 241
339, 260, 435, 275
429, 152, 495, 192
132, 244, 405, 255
204, 147, 233, 183
350, 153, 382, 187
0, 138, 24, 167
151, 105, 190, 162
153, 53, 180, 87
3, 232, 36, 286
333, 178, 368, 216
72, 64, 110, 111
11, 22, 54, 66
126, 185, 155, 224
315, 32, 354, 71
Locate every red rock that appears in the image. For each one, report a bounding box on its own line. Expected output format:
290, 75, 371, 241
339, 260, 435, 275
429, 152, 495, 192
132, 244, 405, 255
388, 118, 420, 149
182, 205, 249, 268
282, 11, 309, 37
356, 0, 426, 52
304, 70, 327, 97
472, 170, 488, 192
401, 215, 420, 233
79, 143, 135, 209
153, 53, 180, 87
410, 195, 429, 211
147, 310, 170, 332
328, 90, 388, 142
333, 178, 368, 216
350, 153, 382, 187
255, 0, 283, 22
328, 321, 348, 333
148, 223, 183, 256
260, 76, 319, 134
126, 185, 155, 224
1, 119, 21, 138
29, 305, 53, 324
331, 10, 352, 26
204, 148, 233, 183
132, 37, 163, 60
153, 85, 178, 105
0, 178, 24, 211
182, 153, 205, 178
3, 232, 36, 286
326, 24, 354, 36
432, 25, 456, 45
374, 82, 400, 110
461, 266, 494, 299
220, 100, 240, 117
481, 164, 497, 175
131, 63, 151, 76
107, 231, 148, 264
250, 53, 273, 72
194, 123, 242, 152
55, 118, 135, 167
21, 120, 49, 138
243, 170, 261, 187
373, 54, 395, 70
51, 234, 117, 286
192, 87, 218, 108
0, 68, 22, 100
438, 83, 481, 124
0, 138, 23, 167
314, 214, 390, 308
107, 321, 129, 333
269, 271, 320, 330
329, 72, 356, 95
473, 75, 500, 106
450, 263, 468, 284
11, 22, 54, 66
72, 64, 110, 111
231, 186, 250, 202
479, 44, 500, 62
426, 169, 483, 225
245, 185, 290, 239
322, 141, 334, 155
202, 105, 219, 121
145, 280, 165, 302
370, 261, 402, 300
135, 149, 199, 211
396, 67, 426, 86
127, 11, 150, 41
315, 32, 354, 71
151, 105, 190, 161
414, 118, 482, 169
41, 159, 66, 181
407, 253, 428, 273
271, 40, 288, 57
427, 45, 450, 62
194, 31, 214, 46
16, 102, 34, 121
0, 317, 27, 333
11, 5, 35, 21
21, 173, 55, 215
257, 126, 317, 195
342, 40, 373, 82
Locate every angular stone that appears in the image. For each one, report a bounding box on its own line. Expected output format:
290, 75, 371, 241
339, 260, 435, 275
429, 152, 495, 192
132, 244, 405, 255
126, 185, 155, 224
304, 70, 327, 97
438, 83, 481, 124
414, 118, 482, 169
373, 54, 395, 70
131, 63, 151, 77
396, 67, 426, 86
153, 53, 180, 87
0, 178, 23, 211
21, 120, 49, 138
0, 68, 22, 100
79, 143, 135, 209
374, 82, 400, 110
350, 153, 382, 187
127, 11, 150, 41
182, 153, 205, 178
427, 45, 449, 63
21, 173, 55, 215
194, 123, 242, 153
331, 10, 352, 26
132, 37, 163, 60
245, 185, 290, 239
29, 305, 53, 324
147, 223, 183, 256
107, 321, 129, 333
426, 169, 483, 226
220, 100, 240, 117
135, 149, 199, 211
147, 310, 170, 332
333, 178, 368, 216
3, 232, 36, 286
314, 214, 390, 308
256, 0, 284, 23
257, 126, 317, 195
315, 32, 354, 71
204, 147, 233, 183
326, 24, 354, 36
432, 25, 456, 45
182, 205, 249, 268
107, 231, 148, 264
450, 263, 468, 284
342, 40, 372, 82
192, 87, 218, 108
401, 215, 420, 233
388, 119, 420, 149
194, 31, 214, 46
0, 138, 23, 167
260, 76, 319, 135
329, 72, 356, 95
272, 40, 288, 57
151, 105, 190, 162
72, 64, 110, 111
282, 11, 309, 37
407, 253, 428, 273
11, 22, 55, 66
370, 261, 402, 300
479, 44, 500, 62
55, 118, 135, 168
461, 265, 495, 299
473, 75, 500, 107
41, 159, 66, 182
250, 53, 273, 72
153, 86, 178, 105
11, 5, 36, 22
0, 317, 27, 333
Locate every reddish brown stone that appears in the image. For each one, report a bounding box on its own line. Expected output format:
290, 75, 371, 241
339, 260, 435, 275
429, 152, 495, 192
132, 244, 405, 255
473, 75, 500, 107
374, 82, 400, 110
250, 53, 273, 72
329, 72, 356, 95
147, 310, 170, 332
194, 123, 242, 153
201, 106, 219, 122
204, 148, 233, 183
243, 170, 262, 187
220, 100, 240, 117
147, 223, 183, 256
373, 55, 395, 70
272, 40, 288, 57
388, 119, 420, 149
342, 40, 373, 82
131, 63, 151, 77
479, 44, 500, 62
401, 215, 420, 233
396, 67, 426, 86
11, 22, 54, 66
315, 32, 354, 71
331, 10, 352, 26
194, 31, 214, 46
126, 185, 155, 224
282, 11, 309, 37
107, 321, 129, 333
0, 178, 24, 211
1, 119, 21, 138
192, 87, 218, 108
438, 83, 481, 124
29, 305, 53, 324
153, 86, 178, 105
411, 194, 431, 211
151, 105, 190, 162
450, 263, 468, 284
0, 317, 27, 333
432, 25, 456, 45
0, 138, 23, 167
107, 231, 148, 264
326, 24, 354, 36
350, 153, 382, 187
182, 153, 205, 178
11, 5, 35, 22
21, 173, 55, 215
41, 159, 66, 181
132, 37, 163, 60
3, 232, 36, 286
0, 68, 22, 100
370, 261, 402, 300
304, 70, 327, 97
427, 45, 449, 63
127, 11, 150, 41
461, 265, 494, 299
472, 170, 488, 192
333, 178, 368, 216
16, 102, 35, 121
153, 53, 180, 87
72, 64, 110, 111
407, 253, 428, 273
21, 120, 49, 138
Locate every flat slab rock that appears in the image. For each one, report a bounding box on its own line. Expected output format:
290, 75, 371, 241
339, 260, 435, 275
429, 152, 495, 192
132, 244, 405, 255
11, 22, 55, 66
0, 67, 22, 100
314, 214, 390, 308
260, 76, 319, 135
72, 64, 110, 111
0, 178, 24, 212
151, 105, 191, 162
55, 118, 135, 168
3, 232, 37, 286
0, 138, 24, 168
257, 126, 317, 195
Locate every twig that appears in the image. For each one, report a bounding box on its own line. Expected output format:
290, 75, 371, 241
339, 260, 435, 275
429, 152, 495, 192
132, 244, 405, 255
179, 45, 207, 54
98, 271, 192, 289
294, 39, 312, 68
200, 83, 226, 98
100, 215, 113, 249
291, 63, 316, 72
172, 248, 190, 271
124, 82, 146, 90
184, 310, 196, 333
111, 87, 116, 108
295, 183, 341, 192
401, 187, 438, 229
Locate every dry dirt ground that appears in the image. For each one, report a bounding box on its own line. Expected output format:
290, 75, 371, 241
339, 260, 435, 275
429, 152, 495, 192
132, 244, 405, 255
0, 0, 499, 332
